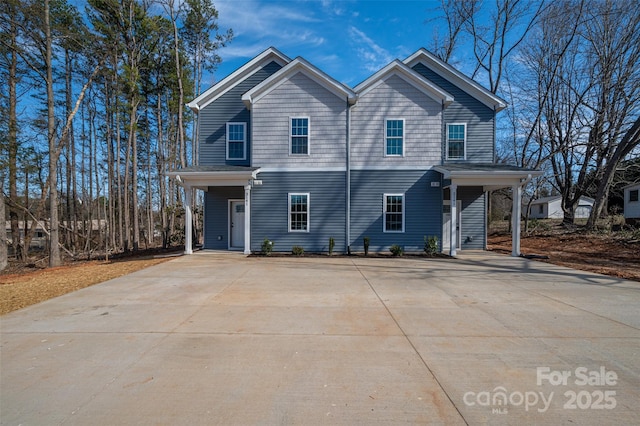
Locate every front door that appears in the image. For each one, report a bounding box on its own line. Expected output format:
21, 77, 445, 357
230, 200, 245, 249
442, 200, 462, 252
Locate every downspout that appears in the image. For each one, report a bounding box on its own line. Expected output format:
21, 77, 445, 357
346, 97, 351, 254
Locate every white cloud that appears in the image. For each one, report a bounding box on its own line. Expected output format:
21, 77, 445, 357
348, 26, 394, 72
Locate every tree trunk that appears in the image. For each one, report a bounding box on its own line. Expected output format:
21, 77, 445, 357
0, 186, 7, 271
7, 5, 21, 261
131, 103, 139, 252
587, 117, 640, 228
45, 0, 61, 267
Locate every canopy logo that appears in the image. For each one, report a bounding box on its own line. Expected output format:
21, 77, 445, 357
463, 366, 618, 415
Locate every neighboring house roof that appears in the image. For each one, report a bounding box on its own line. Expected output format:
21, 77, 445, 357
186, 47, 291, 112
242, 56, 357, 108
354, 59, 454, 106
403, 48, 507, 112
622, 182, 640, 189
529, 195, 595, 205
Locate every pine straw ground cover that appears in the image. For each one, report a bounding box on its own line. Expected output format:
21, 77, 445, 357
1, 255, 176, 315
488, 221, 640, 282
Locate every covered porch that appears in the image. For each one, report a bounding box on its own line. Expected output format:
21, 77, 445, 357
166, 166, 260, 255
435, 164, 543, 257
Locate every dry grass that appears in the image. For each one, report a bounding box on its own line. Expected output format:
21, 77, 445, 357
0, 256, 174, 315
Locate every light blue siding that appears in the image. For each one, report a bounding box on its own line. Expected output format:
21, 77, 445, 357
350, 170, 443, 253
251, 171, 347, 253
411, 63, 495, 163
198, 61, 283, 166
203, 187, 245, 249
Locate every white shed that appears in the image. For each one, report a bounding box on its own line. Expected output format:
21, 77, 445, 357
528, 195, 594, 219
623, 183, 640, 221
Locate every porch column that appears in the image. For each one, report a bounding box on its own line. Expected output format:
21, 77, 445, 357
450, 183, 458, 257
512, 184, 522, 257
244, 184, 251, 255
184, 185, 193, 255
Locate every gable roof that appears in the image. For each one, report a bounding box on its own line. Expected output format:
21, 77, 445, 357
242, 56, 357, 108
354, 59, 454, 106
529, 195, 595, 205
403, 48, 507, 112
186, 47, 290, 112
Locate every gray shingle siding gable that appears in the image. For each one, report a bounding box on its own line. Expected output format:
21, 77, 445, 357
251, 72, 348, 169
351, 74, 442, 168
198, 61, 283, 166
411, 63, 495, 163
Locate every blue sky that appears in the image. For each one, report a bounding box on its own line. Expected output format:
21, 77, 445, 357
211, 0, 443, 87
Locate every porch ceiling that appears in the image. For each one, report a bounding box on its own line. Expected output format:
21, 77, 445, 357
166, 166, 260, 190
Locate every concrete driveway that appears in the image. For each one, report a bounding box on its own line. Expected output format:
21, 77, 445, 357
1, 252, 639, 425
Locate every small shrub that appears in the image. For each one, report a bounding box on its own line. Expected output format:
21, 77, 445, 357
389, 244, 403, 257
292, 245, 304, 256
328, 237, 335, 255
261, 238, 274, 256
363, 236, 370, 256
424, 235, 438, 256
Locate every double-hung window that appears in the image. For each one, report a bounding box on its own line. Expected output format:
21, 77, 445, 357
289, 193, 309, 232
447, 123, 466, 160
290, 117, 309, 155
385, 119, 404, 156
630, 189, 639, 202
383, 193, 404, 232
226, 122, 246, 160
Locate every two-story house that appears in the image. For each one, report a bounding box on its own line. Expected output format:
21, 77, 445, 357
168, 47, 540, 256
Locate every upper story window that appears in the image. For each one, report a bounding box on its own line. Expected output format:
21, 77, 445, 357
385, 119, 404, 156
447, 123, 466, 160
290, 117, 309, 155
289, 193, 309, 232
630, 189, 639, 202
383, 193, 405, 232
226, 122, 246, 160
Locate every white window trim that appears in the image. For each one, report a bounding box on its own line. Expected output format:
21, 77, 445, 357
384, 118, 405, 157
289, 116, 310, 156
383, 193, 405, 233
288, 192, 310, 233
446, 122, 467, 160
226, 122, 247, 160
630, 189, 639, 202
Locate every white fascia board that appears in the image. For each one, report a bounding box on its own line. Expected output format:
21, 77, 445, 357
355, 60, 454, 106
242, 57, 357, 108
404, 49, 507, 112
186, 47, 290, 113
434, 166, 543, 180
167, 169, 260, 183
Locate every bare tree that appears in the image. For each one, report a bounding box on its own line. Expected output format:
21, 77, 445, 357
584, 0, 640, 227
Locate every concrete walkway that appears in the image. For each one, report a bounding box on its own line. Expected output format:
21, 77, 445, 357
1, 252, 639, 425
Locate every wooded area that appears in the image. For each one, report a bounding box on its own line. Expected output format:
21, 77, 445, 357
1, 0, 638, 270
1, 0, 231, 267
